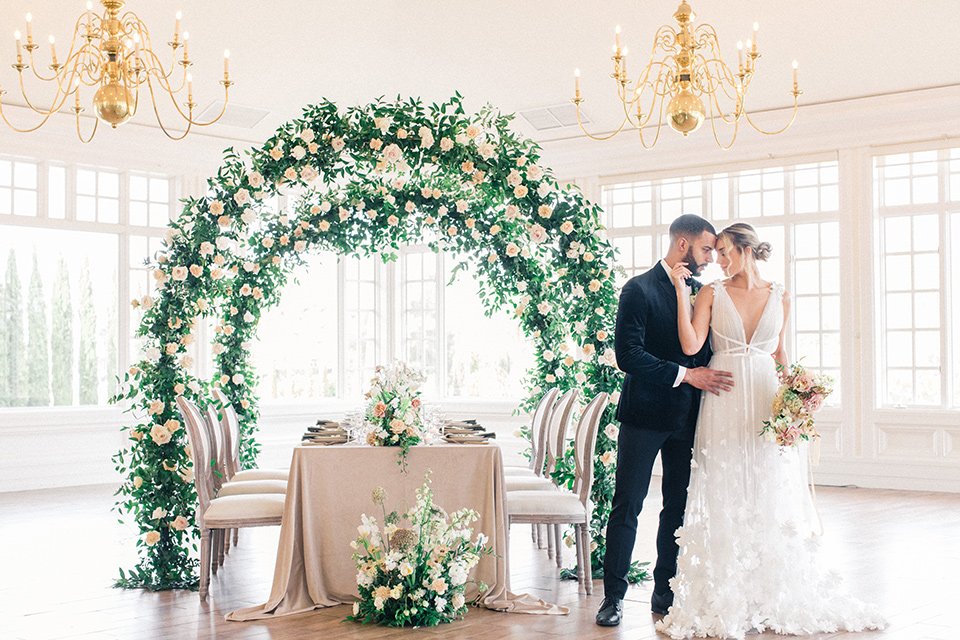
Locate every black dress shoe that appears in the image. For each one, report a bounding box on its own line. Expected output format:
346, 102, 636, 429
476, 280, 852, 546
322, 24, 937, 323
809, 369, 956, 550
650, 589, 673, 615
595, 597, 623, 626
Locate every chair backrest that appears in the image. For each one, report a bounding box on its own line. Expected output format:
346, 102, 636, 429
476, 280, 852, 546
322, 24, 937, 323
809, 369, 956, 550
530, 387, 559, 475
544, 388, 579, 477
202, 404, 227, 490
572, 392, 610, 504
211, 388, 240, 480
175, 396, 216, 520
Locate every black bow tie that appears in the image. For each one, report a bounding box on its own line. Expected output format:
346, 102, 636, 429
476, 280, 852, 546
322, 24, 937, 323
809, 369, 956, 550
684, 277, 696, 288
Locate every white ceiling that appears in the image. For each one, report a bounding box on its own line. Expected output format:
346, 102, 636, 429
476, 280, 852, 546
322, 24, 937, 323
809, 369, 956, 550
1, 0, 959, 154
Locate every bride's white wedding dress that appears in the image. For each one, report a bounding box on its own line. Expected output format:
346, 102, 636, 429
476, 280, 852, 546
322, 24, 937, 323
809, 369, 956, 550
657, 281, 885, 640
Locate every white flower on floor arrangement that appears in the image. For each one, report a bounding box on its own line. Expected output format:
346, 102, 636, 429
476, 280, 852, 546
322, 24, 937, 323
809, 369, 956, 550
346, 473, 493, 628
364, 361, 427, 469
759, 362, 833, 450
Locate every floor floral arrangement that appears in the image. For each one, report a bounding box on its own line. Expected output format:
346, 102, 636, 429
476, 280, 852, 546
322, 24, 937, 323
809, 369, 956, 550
364, 361, 426, 469
346, 474, 493, 627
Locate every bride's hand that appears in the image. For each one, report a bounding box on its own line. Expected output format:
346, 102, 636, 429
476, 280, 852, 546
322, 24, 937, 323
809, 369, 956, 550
670, 263, 691, 291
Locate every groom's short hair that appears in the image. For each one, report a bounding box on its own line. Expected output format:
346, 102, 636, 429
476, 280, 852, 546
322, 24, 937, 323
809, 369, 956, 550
669, 215, 716, 243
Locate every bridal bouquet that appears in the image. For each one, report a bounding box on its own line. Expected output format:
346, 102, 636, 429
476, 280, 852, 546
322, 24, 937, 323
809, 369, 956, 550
346, 475, 492, 628
760, 362, 834, 449
364, 362, 426, 467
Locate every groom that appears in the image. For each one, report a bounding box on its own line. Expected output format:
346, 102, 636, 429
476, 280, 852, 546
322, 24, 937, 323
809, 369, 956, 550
596, 214, 733, 626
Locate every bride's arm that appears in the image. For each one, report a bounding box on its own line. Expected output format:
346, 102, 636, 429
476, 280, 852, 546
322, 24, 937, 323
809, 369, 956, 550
680, 287, 714, 355
772, 290, 792, 374
668, 264, 713, 355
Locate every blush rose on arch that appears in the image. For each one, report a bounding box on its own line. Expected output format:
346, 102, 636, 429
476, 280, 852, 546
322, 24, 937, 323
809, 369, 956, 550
113, 96, 625, 590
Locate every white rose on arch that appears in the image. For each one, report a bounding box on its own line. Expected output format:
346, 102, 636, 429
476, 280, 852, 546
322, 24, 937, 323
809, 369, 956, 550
528, 224, 547, 244
599, 349, 618, 368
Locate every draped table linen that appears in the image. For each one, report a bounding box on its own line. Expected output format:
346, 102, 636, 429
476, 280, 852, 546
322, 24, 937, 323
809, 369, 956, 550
227, 442, 567, 621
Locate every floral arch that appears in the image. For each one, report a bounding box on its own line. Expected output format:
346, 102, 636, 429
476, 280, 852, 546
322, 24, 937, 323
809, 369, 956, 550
113, 95, 625, 589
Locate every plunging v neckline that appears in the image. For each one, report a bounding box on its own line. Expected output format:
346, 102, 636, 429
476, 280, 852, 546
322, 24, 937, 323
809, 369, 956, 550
716, 281, 776, 345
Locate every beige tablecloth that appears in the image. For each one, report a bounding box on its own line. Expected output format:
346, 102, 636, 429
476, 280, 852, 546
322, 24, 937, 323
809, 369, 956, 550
227, 442, 567, 621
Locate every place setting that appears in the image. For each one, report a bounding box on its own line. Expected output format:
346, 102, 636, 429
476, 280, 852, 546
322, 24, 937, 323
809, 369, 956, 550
301, 419, 349, 446
440, 419, 497, 445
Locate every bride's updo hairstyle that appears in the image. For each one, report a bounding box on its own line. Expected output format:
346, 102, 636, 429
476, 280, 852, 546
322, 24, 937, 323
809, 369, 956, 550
718, 223, 773, 262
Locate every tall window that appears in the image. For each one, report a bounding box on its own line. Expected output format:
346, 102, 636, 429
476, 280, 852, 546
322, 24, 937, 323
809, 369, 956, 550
874, 149, 957, 408
250, 253, 339, 401
399, 247, 439, 394
601, 160, 842, 402
0, 156, 169, 407
342, 255, 379, 397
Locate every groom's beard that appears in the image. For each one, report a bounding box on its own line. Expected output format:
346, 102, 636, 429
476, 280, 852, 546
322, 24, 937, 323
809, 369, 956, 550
682, 248, 707, 277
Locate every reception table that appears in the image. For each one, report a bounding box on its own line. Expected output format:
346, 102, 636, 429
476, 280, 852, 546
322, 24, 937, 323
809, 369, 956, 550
227, 442, 567, 621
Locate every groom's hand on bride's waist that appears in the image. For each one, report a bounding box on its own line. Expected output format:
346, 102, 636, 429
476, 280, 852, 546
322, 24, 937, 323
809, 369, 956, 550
683, 367, 734, 395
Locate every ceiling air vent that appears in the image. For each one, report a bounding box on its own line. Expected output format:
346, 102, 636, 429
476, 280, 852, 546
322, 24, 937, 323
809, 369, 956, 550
197, 101, 270, 129
519, 103, 591, 131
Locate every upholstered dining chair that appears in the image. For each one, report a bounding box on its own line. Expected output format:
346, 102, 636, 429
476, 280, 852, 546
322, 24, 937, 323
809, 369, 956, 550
200, 403, 286, 566
210, 388, 288, 482
502, 387, 559, 549
506, 391, 609, 595
504, 388, 579, 563
176, 396, 285, 601
503, 387, 559, 478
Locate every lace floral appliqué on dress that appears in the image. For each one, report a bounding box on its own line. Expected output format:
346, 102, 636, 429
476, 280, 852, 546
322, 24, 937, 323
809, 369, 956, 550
656, 281, 885, 639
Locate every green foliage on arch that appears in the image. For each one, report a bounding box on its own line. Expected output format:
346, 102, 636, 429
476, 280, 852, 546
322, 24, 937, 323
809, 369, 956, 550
112, 95, 625, 590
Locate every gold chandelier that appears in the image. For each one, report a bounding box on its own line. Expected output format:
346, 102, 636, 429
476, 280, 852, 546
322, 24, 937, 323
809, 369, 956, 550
572, 2, 801, 149
0, 1, 232, 142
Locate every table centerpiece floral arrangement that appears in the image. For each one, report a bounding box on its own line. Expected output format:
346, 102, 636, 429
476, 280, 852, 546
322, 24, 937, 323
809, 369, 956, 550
346, 474, 493, 627
759, 362, 834, 450
364, 361, 427, 469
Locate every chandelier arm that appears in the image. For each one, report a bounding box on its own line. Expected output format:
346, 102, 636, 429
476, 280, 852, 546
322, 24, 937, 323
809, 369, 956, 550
0, 97, 56, 132
743, 95, 800, 135
706, 86, 741, 125
636, 91, 668, 150
697, 57, 741, 102
187, 87, 232, 126
13, 67, 77, 116
74, 110, 99, 143
124, 15, 180, 83
706, 92, 738, 150
143, 79, 193, 141
574, 102, 632, 141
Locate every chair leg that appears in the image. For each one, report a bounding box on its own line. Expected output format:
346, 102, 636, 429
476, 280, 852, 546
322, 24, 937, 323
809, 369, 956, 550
582, 522, 593, 595
224, 527, 232, 555
536, 524, 545, 549
233, 528, 240, 546
546, 523, 555, 560
217, 529, 226, 567
575, 524, 586, 594
199, 529, 212, 601
554, 523, 562, 568
531, 523, 537, 545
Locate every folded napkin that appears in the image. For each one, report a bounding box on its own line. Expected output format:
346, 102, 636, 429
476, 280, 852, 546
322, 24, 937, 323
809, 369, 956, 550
442, 427, 496, 438
307, 425, 345, 433
315, 419, 341, 426
444, 421, 484, 430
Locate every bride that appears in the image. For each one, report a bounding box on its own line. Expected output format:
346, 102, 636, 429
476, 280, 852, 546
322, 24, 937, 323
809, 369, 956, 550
656, 223, 885, 639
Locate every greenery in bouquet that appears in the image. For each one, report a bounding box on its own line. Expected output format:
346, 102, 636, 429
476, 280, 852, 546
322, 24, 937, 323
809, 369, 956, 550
760, 362, 834, 449
364, 362, 426, 469
346, 474, 493, 628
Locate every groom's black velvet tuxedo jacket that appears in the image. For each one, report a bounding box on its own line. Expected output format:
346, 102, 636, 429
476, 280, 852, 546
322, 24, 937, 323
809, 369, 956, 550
614, 264, 712, 432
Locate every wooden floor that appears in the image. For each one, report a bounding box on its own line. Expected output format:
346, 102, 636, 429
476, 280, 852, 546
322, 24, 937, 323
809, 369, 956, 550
1, 482, 958, 640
